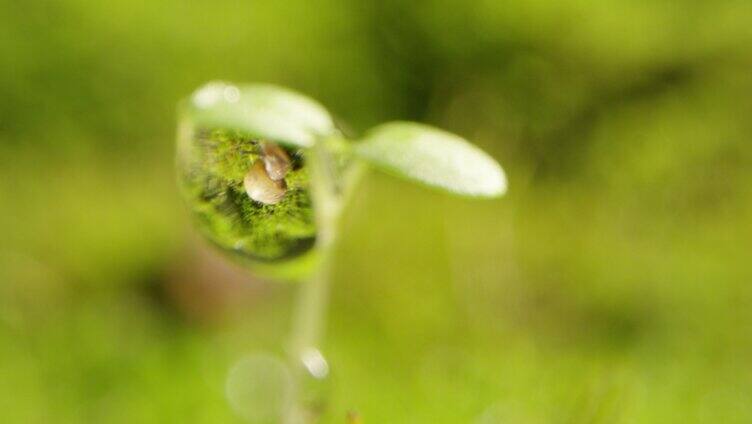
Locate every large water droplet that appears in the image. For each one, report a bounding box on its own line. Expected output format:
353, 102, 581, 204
177, 82, 317, 266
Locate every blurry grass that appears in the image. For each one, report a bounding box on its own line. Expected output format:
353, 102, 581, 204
1, 0, 752, 422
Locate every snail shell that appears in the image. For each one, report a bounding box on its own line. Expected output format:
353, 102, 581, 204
244, 160, 287, 205
260, 142, 291, 181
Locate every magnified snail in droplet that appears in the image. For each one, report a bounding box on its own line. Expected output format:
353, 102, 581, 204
177, 128, 316, 261
243, 144, 289, 205
176, 84, 321, 269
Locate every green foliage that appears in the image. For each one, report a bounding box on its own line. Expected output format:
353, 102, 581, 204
355, 122, 507, 198
3, 0, 752, 422
177, 83, 507, 275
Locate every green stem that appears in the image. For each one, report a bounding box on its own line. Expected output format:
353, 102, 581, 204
284, 250, 333, 423
284, 136, 350, 423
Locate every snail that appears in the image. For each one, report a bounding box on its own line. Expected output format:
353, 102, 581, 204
243, 141, 292, 205
260, 141, 291, 181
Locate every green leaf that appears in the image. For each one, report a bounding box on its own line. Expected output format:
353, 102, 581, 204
183, 81, 335, 148
354, 122, 507, 197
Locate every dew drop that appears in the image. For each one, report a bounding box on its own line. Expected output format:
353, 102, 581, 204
177, 82, 317, 264
300, 348, 329, 380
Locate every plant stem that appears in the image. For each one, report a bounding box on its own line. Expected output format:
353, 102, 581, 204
284, 242, 333, 424
283, 136, 346, 424
287, 242, 334, 367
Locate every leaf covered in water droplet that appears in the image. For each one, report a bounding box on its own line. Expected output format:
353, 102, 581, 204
354, 122, 507, 198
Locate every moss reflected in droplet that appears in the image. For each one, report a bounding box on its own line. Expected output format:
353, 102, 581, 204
177, 125, 316, 264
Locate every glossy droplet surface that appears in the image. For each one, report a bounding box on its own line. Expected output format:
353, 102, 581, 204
177, 83, 317, 263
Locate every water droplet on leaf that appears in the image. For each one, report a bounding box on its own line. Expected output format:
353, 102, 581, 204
177, 83, 318, 267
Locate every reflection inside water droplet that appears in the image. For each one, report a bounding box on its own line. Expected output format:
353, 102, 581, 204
177, 85, 318, 263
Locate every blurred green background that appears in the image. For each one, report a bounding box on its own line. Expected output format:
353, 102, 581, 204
2, 0, 752, 422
